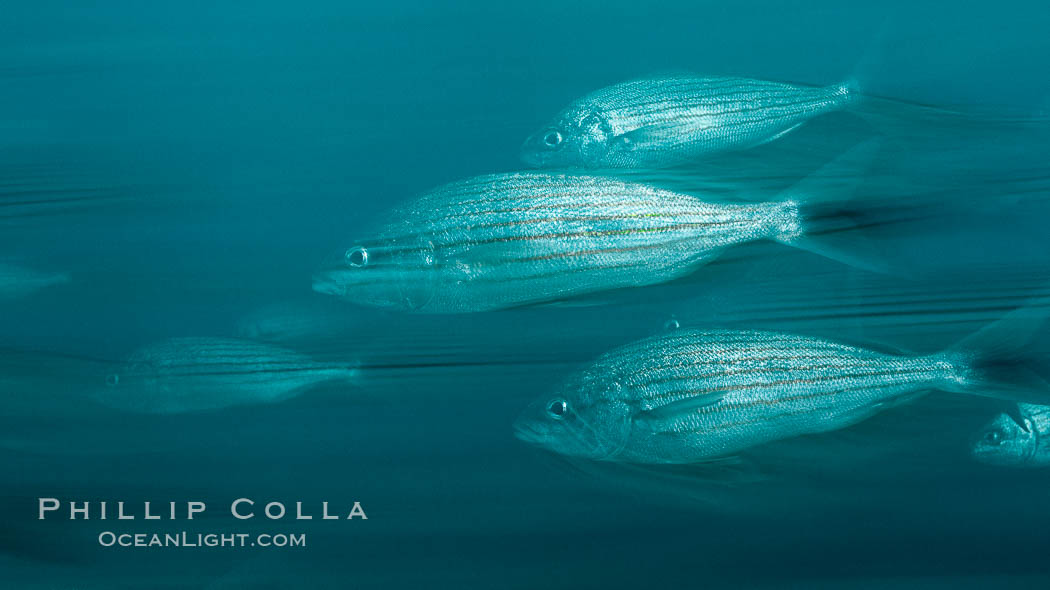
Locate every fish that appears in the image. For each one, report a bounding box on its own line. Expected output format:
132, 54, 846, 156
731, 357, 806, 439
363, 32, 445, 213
235, 300, 362, 343
513, 305, 1050, 464
521, 73, 856, 169
972, 403, 1050, 467
0, 263, 70, 301
311, 166, 873, 314
90, 337, 357, 414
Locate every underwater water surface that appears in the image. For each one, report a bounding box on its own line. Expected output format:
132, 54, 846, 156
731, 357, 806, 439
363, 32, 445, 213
3, 1, 1050, 588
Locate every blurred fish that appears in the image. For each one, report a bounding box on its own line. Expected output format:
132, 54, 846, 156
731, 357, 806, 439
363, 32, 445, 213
235, 299, 362, 343
0, 262, 69, 300
514, 304, 1050, 463
972, 403, 1050, 467
521, 73, 856, 169
312, 164, 876, 313
91, 337, 357, 414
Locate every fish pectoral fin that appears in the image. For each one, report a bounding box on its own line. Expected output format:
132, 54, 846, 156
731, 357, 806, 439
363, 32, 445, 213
635, 392, 726, 428
753, 122, 804, 147
612, 123, 678, 148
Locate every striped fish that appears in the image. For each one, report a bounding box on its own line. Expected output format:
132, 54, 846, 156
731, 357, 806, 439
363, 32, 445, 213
521, 73, 855, 169
0, 262, 69, 301
312, 172, 813, 313
972, 403, 1050, 468
93, 338, 356, 414
514, 320, 1050, 464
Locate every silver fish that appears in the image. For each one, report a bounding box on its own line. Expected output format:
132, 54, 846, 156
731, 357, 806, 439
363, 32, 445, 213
0, 263, 69, 301
521, 73, 855, 169
92, 337, 356, 414
514, 325, 1045, 464
972, 403, 1050, 467
310, 172, 857, 314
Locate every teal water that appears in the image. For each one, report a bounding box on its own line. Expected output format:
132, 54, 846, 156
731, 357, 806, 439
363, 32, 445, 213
3, 1, 1050, 588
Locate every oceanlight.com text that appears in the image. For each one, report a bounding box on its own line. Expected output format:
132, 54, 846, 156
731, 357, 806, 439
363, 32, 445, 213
97, 531, 307, 548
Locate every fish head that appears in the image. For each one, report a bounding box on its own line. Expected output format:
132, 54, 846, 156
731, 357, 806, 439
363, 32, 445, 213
312, 228, 437, 312
104, 360, 156, 389
514, 366, 632, 460
97, 360, 163, 410
520, 107, 611, 169
971, 412, 1036, 467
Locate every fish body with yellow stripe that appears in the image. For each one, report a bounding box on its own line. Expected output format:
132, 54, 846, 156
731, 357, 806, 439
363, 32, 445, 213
312, 172, 805, 313
521, 73, 856, 169
514, 323, 1050, 464
93, 338, 357, 414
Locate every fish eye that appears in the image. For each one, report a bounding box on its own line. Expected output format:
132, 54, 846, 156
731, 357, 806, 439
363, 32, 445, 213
345, 247, 369, 268
105, 374, 119, 387
542, 130, 563, 148
546, 399, 569, 420
985, 430, 1002, 445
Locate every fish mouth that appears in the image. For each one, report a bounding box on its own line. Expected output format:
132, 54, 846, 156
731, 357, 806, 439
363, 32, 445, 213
519, 150, 542, 168
969, 443, 994, 462
512, 419, 546, 445
519, 136, 549, 168
311, 271, 346, 297
970, 446, 1017, 467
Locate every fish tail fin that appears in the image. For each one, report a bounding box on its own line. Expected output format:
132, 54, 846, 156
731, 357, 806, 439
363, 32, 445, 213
834, 20, 1047, 133
832, 78, 861, 108
836, 16, 893, 109
851, 95, 1050, 139
767, 139, 893, 275
938, 295, 1050, 407
842, 77, 862, 97
320, 362, 360, 384
848, 74, 1050, 136
341, 365, 360, 382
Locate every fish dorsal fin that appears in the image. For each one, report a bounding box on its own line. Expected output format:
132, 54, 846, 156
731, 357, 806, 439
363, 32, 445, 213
1018, 402, 1050, 417
1004, 403, 1031, 433
606, 70, 696, 89
635, 392, 726, 429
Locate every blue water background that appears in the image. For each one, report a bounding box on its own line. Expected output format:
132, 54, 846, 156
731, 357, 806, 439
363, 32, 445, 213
2, 1, 1050, 587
